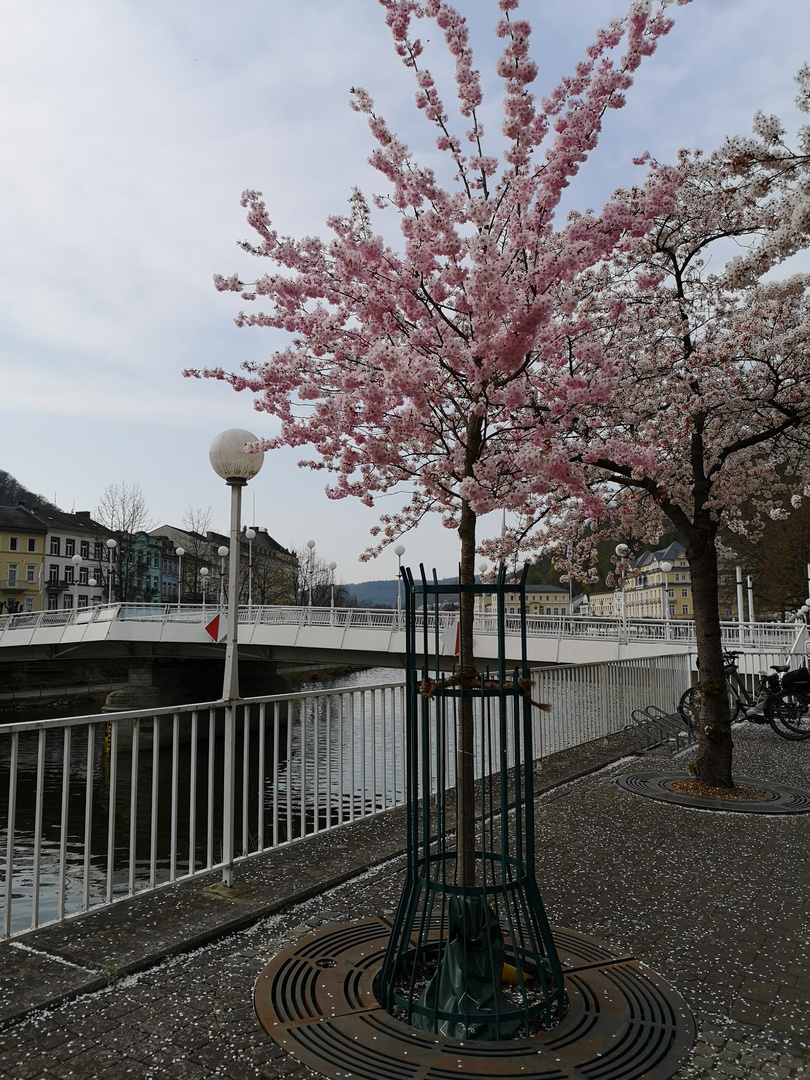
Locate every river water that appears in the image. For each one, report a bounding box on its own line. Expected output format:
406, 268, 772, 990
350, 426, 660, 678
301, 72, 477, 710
0, 666, 405, 936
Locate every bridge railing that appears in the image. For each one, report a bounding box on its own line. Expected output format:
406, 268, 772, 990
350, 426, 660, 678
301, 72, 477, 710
0, 602, 804, 651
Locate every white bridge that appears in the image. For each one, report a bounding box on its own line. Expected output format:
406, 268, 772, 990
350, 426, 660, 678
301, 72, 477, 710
0, 603, 804, 669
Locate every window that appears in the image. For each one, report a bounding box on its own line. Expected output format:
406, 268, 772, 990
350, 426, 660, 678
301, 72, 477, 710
27, 537, 37, 553
9, 537, 19, 551
64, 566, 74, 584
682, 604, 689, 614
47, 596, 58, 611
50, 537, 61, 556
65, 539, 75, 557
7, 563, 18, 584
26, 564, 36, 583
63, 594, 73, 609
24, 596, 35, 612
94, 542, 102, 561
49, 565, 59, 583
78, 595, 88, 609
80, 540, 89, 559
79, 568, 89, 585
681, 588, 688, 598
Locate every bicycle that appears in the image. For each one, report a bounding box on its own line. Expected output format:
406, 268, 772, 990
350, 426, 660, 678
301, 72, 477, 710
677, 651, 810, 741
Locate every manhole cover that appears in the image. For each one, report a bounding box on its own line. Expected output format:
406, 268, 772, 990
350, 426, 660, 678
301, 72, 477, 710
254, 918, 695, 1080
615, 772, 810, 813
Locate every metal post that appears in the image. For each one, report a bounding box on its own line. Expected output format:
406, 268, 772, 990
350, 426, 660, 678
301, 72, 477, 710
746, 575, 755, 626
735, 565, 745, 629
222, 482, 243, 702
176, 547, 184, 609
221, 480, 244, 889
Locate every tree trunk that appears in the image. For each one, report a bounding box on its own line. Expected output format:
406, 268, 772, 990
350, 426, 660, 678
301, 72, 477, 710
457, 497, 477, 887
687, 532, 734, 789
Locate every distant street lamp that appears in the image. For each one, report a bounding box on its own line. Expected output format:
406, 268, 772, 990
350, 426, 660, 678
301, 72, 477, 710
329, 561, 337, 610
88, 576, 97, 606
615, 544, 629, 639
106, 538, 117, 605
217, 545, 229, 612
71, 553, 82, 611
245, 529, 256, 613
659, 560, 673, 637
175, 547, 185, 609
306, 539, 316, 606
199, 566, 209, 611
394, 544, 405, 624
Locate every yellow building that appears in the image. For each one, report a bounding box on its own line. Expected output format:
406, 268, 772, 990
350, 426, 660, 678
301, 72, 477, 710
626, 542, 692, 620
476, 584, 570, 616
0, 506, 47, 614
585, 542, 693, 620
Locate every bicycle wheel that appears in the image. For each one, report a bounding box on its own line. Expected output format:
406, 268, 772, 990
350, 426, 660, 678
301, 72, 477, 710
727, 686, 744, 723
677, 685, 741, 729
677, 687, 699, 729
767, 689, 810, 740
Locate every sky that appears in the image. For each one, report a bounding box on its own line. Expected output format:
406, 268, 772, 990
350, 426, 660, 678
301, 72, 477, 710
1, 0, 808, 584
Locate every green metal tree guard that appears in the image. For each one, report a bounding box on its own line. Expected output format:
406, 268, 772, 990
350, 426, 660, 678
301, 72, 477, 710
379, 565, 566, 1040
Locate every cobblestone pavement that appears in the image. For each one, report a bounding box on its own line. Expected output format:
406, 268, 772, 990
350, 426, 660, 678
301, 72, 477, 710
1, 725, 809, 1079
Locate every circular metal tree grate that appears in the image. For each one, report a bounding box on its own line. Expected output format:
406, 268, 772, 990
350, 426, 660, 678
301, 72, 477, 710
254, 917, 696, 1080
615, 771, 810, 814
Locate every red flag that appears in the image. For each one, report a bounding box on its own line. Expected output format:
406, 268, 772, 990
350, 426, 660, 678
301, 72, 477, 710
205, 614, 221, 641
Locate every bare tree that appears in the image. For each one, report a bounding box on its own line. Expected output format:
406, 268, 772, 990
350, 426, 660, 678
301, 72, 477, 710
95, 481, 156, 602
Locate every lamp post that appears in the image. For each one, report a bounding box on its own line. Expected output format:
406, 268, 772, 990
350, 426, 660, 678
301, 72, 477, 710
306, 539, 316, 606
746, 575, 755, 627
659, 560, 672, 638
217, 545, 229, 612
106, 538, 117, 605
199, 567, 209, 611
175, 547, 185, 610
88, 577, 97, 607
245, 529, 256, 613
208, 429, 264, 701
394, 544, 405, 625
615, 544, 629, 641
209, 428, 265, 891
71, 553, 81, 611
328, 561, 337, 611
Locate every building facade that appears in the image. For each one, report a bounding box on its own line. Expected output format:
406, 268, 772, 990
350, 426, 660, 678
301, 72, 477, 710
0, 506, 47, 613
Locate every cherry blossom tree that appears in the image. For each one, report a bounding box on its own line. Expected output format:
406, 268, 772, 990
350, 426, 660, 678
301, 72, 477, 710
504, 73, 810, 788
188, 0, 692, 877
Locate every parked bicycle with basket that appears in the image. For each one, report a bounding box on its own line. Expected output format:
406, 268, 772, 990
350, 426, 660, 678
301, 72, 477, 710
678, 651, 810, 741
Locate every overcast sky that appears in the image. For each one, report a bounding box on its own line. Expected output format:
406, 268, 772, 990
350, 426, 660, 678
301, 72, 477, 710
1, 0, 808, 583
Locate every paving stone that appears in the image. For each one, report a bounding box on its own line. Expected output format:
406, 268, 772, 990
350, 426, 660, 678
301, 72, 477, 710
2, 725, 809, 1078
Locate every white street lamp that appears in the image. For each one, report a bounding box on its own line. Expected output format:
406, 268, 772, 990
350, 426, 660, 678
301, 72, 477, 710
659, 560, 673, 637
615, 544, 629, 638
245, 529, 256, 613
175, 546, 185, 610
199, 566, 209, 611
209, 428, 265, 891
306, 539, 316, 607
329, 561, 337, 610
217, 545, 229, 612
394, 543, 405, 624
209, 428, 264, 701
71, 553, 82, 611
106, 538, 117, 605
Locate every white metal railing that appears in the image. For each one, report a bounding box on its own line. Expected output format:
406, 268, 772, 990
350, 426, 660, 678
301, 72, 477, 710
3, 643, 800, 940
532, 654, 691, 756
0, 601, 803, 654
0, 681, 406, 940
